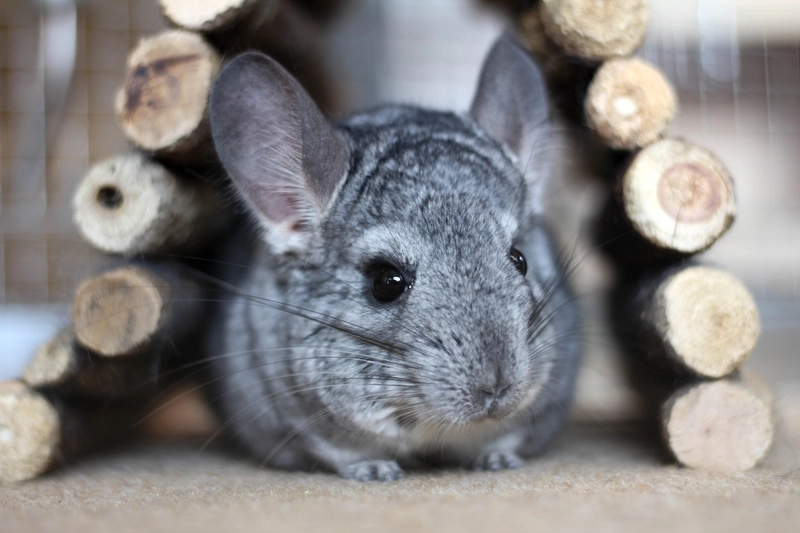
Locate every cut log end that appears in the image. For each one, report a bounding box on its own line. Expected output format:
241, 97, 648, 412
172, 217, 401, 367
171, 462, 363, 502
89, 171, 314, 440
662, 379, 774, 471
24, 327, 161, 397
539, 0, 649, 61
72, 267, 167, 357
622, 138, 736, 254
585, 58, 677, 150
114, 30, 221, 161
656, 266, 761, 377
72, 153, 229, 256
23, 329, 78, 389
159, 0, 272, 32
0, 382, 60, 483
73, 154, 174, 255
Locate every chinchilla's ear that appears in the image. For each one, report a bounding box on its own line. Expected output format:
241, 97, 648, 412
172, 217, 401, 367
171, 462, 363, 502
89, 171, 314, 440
210, 52, 350, 253
470, 35, 551, 215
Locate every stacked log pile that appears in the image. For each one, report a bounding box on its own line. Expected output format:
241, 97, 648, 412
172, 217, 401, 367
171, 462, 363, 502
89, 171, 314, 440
1, 0, 348, 483
518, 0, 772, 471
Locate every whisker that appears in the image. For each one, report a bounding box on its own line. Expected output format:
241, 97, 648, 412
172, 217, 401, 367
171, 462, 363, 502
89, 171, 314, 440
134, 354, 428, 430
199, 379, 420, 456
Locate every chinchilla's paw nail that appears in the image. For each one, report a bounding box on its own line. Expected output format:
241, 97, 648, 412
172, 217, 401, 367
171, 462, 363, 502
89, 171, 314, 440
341, 460, 404, 482
470, 451, 524, 472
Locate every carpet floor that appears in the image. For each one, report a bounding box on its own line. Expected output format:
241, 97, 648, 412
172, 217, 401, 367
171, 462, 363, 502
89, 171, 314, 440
2, 423, 798, 533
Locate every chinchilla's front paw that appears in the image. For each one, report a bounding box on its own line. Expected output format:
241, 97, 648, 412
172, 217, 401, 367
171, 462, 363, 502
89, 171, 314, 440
469, 451, 524, 472
340, 460, 404, 482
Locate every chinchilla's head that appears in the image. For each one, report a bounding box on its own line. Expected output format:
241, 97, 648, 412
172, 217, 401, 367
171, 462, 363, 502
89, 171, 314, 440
209, 36, 565, 435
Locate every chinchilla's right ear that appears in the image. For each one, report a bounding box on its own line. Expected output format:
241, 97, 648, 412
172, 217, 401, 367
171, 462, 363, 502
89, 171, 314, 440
209, 52, 350, 253
470, 35, 552, 218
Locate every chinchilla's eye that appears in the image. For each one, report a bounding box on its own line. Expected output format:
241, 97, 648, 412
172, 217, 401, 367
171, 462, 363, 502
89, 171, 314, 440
509, 247, 527, 276
371, 263, 407, 302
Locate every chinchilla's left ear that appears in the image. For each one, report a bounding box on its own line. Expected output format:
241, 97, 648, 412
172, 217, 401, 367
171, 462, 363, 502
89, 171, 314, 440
470, 35, 552, 215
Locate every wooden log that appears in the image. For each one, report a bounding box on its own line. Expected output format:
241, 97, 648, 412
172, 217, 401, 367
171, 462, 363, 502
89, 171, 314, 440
661, 372, 775, 471
158, 0, 271, 33
518, 5, 572, 78
518, 6, 603, 128
619, 264, 761, 379
72, 152, 231, 256
160, 0, 351, 28
518, 5, 596, 81
23, 329, 160, 398
0, 382, 138, 483
622, 139, 736, 254
585, 58, 677, 150
0, 382, 59, 482
596, 138, 736, 267
23, 329, 80, 390
539, 0, 649, 61
115, 30, 221, 163
71, 264, 205, 359
159, 0, 339, 113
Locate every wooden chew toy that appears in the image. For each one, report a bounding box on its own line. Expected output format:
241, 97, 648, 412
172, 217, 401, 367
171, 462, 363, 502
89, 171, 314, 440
159, 0, 338, 112
519, 1, 675, 145
585, 58, 677, 150
622, 139, 736, 254
539, 0, 649, 61
115, 30, 221, 163
624, 265, 761, 378
661, 372, 775, 471
596, 138, 737, 266
516, 1, 775, 470
71, 264, 205, 359
0, 382, 59, 482
612, 265, 767, 469
518, 5, 572, 81
72, 152, 230, 256
23, 330, 83, 389
23, 329, 159, 398
0, 381, 138, 483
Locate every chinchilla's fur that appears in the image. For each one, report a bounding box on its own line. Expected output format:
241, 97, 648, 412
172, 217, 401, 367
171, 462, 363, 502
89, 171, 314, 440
205, 36, 581, 481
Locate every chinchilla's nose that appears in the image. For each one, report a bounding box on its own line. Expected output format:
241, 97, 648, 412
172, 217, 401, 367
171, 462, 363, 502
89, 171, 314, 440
473, 367, 515, 419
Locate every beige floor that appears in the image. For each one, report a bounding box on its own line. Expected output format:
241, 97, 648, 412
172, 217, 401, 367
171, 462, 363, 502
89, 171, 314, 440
1, 422, 798, 533
2, 298, 798, 533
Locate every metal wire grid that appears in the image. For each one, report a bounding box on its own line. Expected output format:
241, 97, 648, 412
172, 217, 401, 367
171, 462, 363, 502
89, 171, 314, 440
0, 0, 164, 304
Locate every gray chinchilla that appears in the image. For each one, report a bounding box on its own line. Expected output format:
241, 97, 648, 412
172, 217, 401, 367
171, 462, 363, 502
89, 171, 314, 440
206, 35, 581, 481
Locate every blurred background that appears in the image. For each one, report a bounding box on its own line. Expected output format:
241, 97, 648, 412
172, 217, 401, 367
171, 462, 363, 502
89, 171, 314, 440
0, 0, 798, 423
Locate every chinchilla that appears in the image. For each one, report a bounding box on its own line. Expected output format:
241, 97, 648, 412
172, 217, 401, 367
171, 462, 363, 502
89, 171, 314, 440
205, 35, 581, 481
